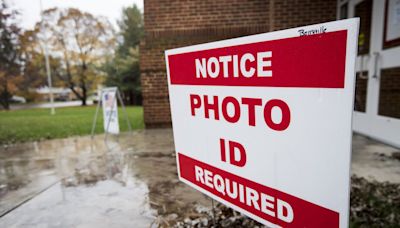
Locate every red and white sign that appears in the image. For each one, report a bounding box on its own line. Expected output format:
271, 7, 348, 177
165, 19, 359, 228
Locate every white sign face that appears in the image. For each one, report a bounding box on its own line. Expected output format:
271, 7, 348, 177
101, 87, 120, 134
165, 19, 359, 228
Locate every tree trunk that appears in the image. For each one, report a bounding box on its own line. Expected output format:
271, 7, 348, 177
81, 84, 87, 106
81, 97, 87, 106
0, 99, 10, 110
1, 83, 10, 110
3, 101, 10, 110
80, 61, 88, 106
129, 90, 135, 105
131, 91, 136, 105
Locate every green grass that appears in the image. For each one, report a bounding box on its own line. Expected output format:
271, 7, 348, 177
0, 106, 144, 144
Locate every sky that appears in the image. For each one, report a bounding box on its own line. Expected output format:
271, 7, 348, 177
9, 0, 143, 31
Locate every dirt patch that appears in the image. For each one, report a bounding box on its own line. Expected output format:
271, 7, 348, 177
350, 176, 400, 227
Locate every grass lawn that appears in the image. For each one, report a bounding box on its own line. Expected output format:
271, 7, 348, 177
0, 106, 144, 144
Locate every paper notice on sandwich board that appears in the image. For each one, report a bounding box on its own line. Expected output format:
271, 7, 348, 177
101, 87, 120, 134
165, 18, 359, 228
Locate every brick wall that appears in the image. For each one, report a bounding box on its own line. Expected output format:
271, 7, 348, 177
271, 0, 337, 31
141, 0, 337, 128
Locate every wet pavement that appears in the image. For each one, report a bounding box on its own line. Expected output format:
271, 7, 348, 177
352, 134, 400, 183
0, 129, 399, 227
0, 130, 211, 227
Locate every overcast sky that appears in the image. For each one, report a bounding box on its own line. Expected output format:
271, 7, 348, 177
9, 0, 143, 31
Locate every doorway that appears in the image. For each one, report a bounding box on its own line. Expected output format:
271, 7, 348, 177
338, 0, 400, 147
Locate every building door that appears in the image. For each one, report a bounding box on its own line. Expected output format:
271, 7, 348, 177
338, 0, 400, 147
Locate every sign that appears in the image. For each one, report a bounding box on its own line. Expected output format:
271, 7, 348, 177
90, 86, 131, 140
101, 87, 120, 134
165, 19, 359, 227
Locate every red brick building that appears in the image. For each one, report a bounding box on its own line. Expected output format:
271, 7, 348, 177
141, 0, 400, 147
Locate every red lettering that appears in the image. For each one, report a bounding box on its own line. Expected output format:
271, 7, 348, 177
229, 140, 247, 167
220, 138, 226, 162
264, 99, 291, 131
222, 96, 241, 123
242, 98, 262, 126
190, 94, 201, 116
189, 94, 291, 131
204, 95, 219, 120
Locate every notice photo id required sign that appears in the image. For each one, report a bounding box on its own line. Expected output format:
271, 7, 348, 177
165, 18, 359, 228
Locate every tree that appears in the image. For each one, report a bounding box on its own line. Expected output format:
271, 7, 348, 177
103, 47, 141, 104
0, 1, 21, 110
19, 30, 47, 89
19, 30, 66, 101
20, 30, 59, 85
103, 4, 143, 105
35, 8, 116, 106
117, 5, 143, 55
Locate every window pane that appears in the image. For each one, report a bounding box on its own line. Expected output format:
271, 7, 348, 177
340, 3, 348, 19
379, 67, 400, 118
354, 71, 368, 112
354, 0, 372, 55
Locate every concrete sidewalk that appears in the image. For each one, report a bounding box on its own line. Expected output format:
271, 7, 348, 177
352, 134, 400, 183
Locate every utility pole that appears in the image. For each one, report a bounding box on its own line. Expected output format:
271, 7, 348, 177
39, 0, 55, 115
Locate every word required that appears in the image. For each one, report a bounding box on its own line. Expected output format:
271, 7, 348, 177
195, 52, 272, 78
194, 165, 294, 223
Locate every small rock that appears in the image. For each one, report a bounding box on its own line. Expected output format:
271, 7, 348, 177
200, 217, 208, 226
191, 218, 200, 226
220, 218, 233, 227
166, 213, 178, 221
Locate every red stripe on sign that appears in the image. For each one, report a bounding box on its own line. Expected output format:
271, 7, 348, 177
168, 30, 347, 88
178, 153, 339, 227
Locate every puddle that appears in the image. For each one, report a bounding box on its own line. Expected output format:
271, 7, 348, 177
0, 181, 155, 228
0, 130, 211, 227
